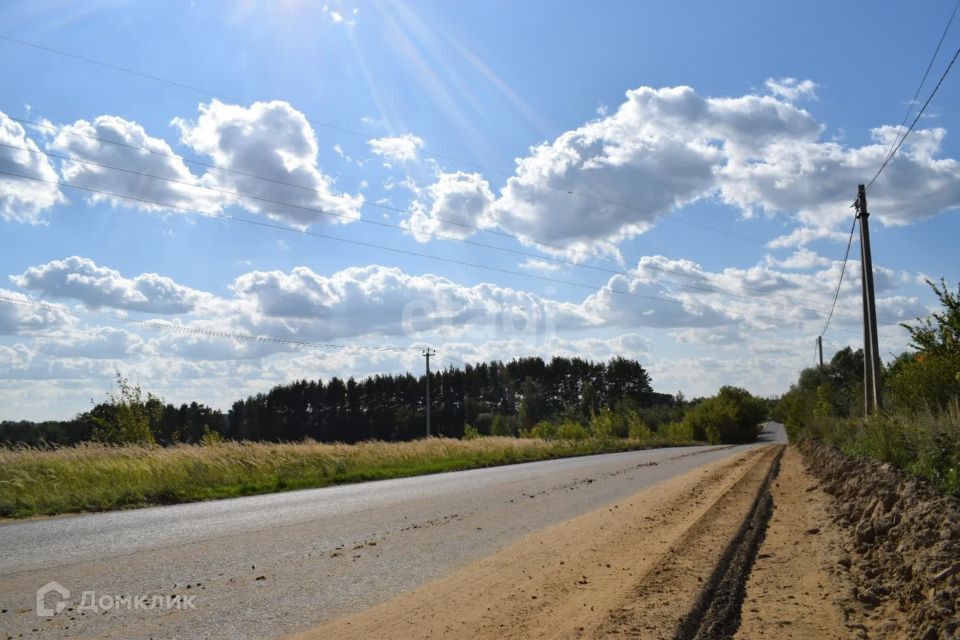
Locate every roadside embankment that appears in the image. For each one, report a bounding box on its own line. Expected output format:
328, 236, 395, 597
799, 440, 960, 640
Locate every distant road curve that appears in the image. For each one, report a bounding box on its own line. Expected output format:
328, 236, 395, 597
0, 422, 787, 639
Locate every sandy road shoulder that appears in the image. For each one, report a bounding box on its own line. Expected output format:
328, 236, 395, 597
287, 445, 782, 640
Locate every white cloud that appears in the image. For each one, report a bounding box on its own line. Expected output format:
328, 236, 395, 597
767, 226, 850, 249
11, 256, 207, 314
174, 99, 364, 228
36, 326, 153, 359
368, 133, 424, 162
0, 248, 938, 420
764, 248, 830, 270
764, 77, 818, 102
0, 111, 64, 223
0, 289, 70, 335
229, 264, 590, 341
415, 85, 821, 257
412, 83, 959, 256
519, 258, 563, 273
402, 171, 495, 241
49, 114, 217, 213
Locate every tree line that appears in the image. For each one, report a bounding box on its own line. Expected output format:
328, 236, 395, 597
1, 356, 680, 446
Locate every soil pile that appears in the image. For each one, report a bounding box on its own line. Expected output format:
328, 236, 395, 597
800, 441, 960, 639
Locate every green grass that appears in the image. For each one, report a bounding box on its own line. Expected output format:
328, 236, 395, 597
0, 435, 697, 518
795, 405, 960, 497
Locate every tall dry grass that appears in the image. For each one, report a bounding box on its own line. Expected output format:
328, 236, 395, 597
0, 436, 674, 518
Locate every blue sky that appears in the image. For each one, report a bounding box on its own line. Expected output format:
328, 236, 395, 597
1, 0, 959, 420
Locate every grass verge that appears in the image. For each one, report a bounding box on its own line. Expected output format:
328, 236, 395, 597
793, 408, 960, 497
0, 435, 696, 518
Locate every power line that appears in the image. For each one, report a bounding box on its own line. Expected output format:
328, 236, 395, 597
0, 36, 766, 244
866, 42, 960, 190
0, 169, 860, 334
871, 0, 960, 189
0, 293, 424, 353
819, 215, 858, 338
1, 138, 887, 323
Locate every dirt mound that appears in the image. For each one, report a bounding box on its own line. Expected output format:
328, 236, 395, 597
800, 441, 960, 639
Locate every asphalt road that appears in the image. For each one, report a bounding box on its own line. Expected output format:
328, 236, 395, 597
0, 423, 786, 639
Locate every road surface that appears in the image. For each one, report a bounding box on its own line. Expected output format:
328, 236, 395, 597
0, 423, 785, 639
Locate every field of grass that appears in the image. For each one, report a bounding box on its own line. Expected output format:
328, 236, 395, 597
0, 435, 697, 518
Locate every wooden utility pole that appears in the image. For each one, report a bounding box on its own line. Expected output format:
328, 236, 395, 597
817, 336, 824, 388
423, 348, 435, 437
856, 185, 883, 414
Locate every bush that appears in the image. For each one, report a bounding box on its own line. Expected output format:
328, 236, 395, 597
886, 352, 960, 412
527, 420, 557, 440
682, 386, 765, 444
475, 413, 494, 436
200, 425, 223, 445
590, 408, 627, 439
627, 413, 653, 440
491, 414, 518, 437
555, 421, 589, 441
462, 425, 480, 440
659, 421, 693, 442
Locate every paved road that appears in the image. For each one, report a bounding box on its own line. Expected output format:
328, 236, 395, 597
0, 424, 786, 639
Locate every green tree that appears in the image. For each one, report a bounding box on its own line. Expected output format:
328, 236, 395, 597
91, 373, 157, 445
889, 279, 960, 410
683, 386, 765, 444
519, 376, 547, 429
903, 279, 960, 359
491, 414, 518, 437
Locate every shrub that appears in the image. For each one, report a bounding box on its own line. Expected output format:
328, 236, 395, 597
886, 352, 960, 412
462, 425, 480, 440
659, 421, 693, 442
528, 420, 558, 440
590, 408, 627, 439
200, 426, 223, 445
555, 421, 589, 441
682, 386, 765, 444
475, 413, 494, 436
491, 414, 518, 437
627, 413, 653, 440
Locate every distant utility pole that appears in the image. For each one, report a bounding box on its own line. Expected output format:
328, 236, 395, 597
856, 185, 883, 414
817, 336, 824, 388
423, 348, 435, 437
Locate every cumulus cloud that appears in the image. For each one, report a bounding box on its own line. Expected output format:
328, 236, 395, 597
174, 99, 363, 228
718, 125, 960, 231
11, 256, 207, 314
764, 77, 818, 102
49, 115, 217, 213
0, 111, 64, 222
519, 258, 563, 273
415, 85, 821, 257
229, 264, 589, 341
412, 83, 960, 255
37, 326, 153, 359
0, 289, 69, 335
402, 171, 495, 241
767, 226, 850, 249
368, 133, 424, 162
764, 248, 831, 270
0, 248, 938, 419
